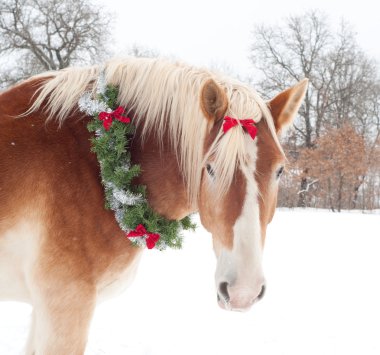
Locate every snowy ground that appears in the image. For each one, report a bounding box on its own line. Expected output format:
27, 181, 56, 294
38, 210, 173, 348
1, 209, 379, 355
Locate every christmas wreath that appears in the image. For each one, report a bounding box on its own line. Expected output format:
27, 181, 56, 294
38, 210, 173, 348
78, 74, 195, 250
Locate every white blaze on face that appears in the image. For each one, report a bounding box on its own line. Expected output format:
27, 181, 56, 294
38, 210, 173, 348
215, 137, 265, 311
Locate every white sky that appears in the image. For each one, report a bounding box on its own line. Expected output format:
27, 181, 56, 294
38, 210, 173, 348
104, 0, 380, 78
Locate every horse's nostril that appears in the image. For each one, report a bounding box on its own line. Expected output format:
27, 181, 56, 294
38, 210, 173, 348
257, 284, 266, 301
218, 282, 230, 303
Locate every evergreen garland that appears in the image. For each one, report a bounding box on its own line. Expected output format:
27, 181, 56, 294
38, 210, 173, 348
80, 82, 195, 250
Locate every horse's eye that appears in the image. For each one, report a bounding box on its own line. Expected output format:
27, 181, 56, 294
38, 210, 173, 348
276, 166, 284, 179
206, 164, 215, 178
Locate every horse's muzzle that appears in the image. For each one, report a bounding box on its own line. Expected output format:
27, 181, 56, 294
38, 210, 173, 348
217, 282, 266, 311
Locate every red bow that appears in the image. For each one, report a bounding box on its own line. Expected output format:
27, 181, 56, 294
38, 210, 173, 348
99, 106, 131, 131
126, 224, 160, 249
223, 116, 257, 140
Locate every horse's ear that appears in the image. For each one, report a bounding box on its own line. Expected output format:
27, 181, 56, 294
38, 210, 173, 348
268, 79, 308, 134
200, 79, 228, 122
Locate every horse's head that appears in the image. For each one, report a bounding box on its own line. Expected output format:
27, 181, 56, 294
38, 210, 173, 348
198, 79, 308, 311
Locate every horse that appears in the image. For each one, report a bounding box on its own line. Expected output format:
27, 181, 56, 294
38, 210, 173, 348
0, 57, 307, 354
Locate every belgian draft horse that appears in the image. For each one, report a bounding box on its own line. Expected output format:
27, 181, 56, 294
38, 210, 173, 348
0, 57, 307, 354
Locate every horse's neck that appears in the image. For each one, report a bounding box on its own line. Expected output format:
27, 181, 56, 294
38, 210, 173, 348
0, 79, 194, 221
130, 129, 195, 220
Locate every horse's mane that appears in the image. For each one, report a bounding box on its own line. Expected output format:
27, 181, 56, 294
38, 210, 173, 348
27, 57, 281, 206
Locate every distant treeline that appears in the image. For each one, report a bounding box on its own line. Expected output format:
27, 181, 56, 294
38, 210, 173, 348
250, 10, 380, 211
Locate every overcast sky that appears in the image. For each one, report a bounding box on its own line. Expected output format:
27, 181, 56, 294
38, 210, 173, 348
103, 0, 380, 78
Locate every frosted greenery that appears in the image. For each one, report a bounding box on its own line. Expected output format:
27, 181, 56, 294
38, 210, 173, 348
87, 85, 195, 250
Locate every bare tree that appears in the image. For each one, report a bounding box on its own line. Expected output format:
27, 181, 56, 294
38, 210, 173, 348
0, 0, 112, 87
251, 10, 331, 148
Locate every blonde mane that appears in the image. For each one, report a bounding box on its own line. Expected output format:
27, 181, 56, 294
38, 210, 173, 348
28, 57, 282, 207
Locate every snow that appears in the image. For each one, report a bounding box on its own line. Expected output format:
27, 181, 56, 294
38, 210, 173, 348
1, 209, 379, 354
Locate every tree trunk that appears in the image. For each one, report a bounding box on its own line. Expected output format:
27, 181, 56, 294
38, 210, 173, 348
337, 173, 344, 212
297, 177, 308, 207
327, 178, 335, 212
352, 175, 365, 209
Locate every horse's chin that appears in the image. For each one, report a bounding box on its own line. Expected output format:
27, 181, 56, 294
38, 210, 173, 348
217, 296, 256, 312
217, 298, 253, 312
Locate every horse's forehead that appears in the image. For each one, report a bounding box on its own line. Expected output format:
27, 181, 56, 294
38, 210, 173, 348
235, 127, 284, 209
228, 137, 258, 206
242, 134, 259, 169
